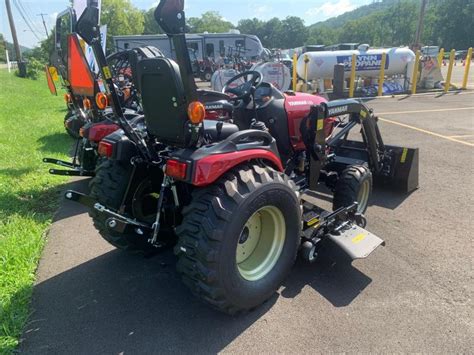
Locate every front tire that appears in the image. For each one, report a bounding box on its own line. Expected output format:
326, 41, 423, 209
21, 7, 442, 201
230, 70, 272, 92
175, 164, 301, 314
333, 165, 372, 214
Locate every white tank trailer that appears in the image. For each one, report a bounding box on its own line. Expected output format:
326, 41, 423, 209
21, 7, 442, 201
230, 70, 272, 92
297, 46, 416, 83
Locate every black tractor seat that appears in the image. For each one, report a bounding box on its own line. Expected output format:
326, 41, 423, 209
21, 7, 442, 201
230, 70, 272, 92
202, 120, 239, 142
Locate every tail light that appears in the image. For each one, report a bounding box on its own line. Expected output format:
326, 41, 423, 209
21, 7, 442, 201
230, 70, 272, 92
98, 141, 113, 158
88, 123, 119, 142
79, 127, 85, 137
166, 159, 188, 180
64, 93, 72, 103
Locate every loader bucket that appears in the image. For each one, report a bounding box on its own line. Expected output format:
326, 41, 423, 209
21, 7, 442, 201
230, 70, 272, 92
378, 145, 419, 193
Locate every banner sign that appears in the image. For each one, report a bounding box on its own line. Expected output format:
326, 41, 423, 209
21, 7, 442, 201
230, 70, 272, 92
337, 54, 390, 72
85, 25, 107, 74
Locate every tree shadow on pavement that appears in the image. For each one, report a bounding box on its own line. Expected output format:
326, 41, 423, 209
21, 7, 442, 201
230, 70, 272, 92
19, 249, 277, 354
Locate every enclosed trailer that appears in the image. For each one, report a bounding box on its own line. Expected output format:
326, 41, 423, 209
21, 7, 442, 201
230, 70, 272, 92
113, 33, 264, 61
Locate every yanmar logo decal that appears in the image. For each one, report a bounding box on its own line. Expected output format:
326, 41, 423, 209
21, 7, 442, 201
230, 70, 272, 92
205, 104, 224, 110
287, 100, 313, 106
327, 105, 348, 116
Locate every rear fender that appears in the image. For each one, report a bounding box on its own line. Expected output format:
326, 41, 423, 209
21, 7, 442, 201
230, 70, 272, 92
87, 121, 120, 142
192, 149, 283, 186
168, 129, 283, 187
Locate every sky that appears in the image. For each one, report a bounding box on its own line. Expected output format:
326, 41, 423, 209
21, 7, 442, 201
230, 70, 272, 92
1, 0, 372, 49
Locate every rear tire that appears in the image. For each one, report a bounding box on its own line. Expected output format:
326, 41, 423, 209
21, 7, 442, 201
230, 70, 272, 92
64, 111, 80, 139
175, 164, 301, 314
333, 165, 372, 214
89, 159, 158, 254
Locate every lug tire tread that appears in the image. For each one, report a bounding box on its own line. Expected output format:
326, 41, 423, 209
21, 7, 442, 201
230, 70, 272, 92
175, 163, 299, 314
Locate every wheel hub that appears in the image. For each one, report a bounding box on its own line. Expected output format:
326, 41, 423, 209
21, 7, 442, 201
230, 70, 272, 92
236, 206, 286, 281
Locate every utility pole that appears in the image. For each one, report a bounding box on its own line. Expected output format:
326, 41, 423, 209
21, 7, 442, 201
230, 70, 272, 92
5, 0, 26, 76
414, 0, 428, 51
37, 13, 49, 37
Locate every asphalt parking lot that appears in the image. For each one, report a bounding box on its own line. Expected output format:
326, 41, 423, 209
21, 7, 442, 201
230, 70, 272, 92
20, 91, 473, 353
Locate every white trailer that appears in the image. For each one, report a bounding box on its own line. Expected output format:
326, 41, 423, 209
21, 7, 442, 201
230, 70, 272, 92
113, 33, 264, 62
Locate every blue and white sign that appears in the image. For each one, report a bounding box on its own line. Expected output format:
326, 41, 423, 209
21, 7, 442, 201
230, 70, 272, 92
84, 25, 107, 74
337, 54, 390, 72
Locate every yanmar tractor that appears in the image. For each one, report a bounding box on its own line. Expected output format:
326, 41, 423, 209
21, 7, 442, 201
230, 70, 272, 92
66, 0, 419, 314
44, 7, 162, 177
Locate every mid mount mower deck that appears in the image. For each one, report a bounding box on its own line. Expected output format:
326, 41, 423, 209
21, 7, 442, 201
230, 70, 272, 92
64, 0, 419, 314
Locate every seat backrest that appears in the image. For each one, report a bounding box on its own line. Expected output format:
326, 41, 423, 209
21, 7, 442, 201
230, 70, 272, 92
136, 57, 189, 147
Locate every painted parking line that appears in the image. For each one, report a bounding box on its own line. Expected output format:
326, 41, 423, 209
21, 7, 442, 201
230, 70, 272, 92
378, 107, 474, 115
379, 117, 474, 147
359, 90, 474, 100
448, 134, 474, 138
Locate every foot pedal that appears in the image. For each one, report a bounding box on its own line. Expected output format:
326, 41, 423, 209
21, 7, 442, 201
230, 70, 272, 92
328, 224, 385, 259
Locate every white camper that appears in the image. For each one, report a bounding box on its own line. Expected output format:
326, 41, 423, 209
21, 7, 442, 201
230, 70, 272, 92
113, 33, 264, 62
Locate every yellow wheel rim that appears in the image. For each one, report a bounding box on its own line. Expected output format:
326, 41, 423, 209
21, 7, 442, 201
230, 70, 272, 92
357, 179, 370, 213
236, 206, 286, 281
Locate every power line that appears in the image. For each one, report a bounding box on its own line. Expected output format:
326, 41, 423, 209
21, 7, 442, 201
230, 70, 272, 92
37, 13, 49, 37
17, 0, 43, 34
12, 0, 43, 41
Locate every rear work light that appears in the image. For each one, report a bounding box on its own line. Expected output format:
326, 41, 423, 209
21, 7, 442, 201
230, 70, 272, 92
98, 141, 113, 158
165, 160, 188, 180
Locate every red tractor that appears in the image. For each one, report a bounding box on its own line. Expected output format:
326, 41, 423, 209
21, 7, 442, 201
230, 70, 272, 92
66, 0, 418, 314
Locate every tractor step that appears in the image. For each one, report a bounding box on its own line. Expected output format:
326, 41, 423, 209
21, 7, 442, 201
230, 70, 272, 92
328, 224, 384, 259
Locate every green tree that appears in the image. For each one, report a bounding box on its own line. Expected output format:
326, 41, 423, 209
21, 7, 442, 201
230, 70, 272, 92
143, 8, 163, 35
280, 17, 308, 48
26, 30, 55, 64
307, 25, 339, 46
0, 34, 6, 62
187, 11, 234, 33
428, 0, 474, 49
101, 0, 144, 53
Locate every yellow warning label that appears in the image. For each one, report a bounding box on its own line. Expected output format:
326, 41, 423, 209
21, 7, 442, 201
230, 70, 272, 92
352, 233, 366, 244
49, 66, 59, 81
360, 110, 367, 118
400, 148, 408, 163
307, 217, 320, 227
316, 119, 324, 131
103, 66, 112, 80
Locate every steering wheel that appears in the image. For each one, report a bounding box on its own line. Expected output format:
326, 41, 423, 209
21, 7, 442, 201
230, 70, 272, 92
222, 70, 262, 101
